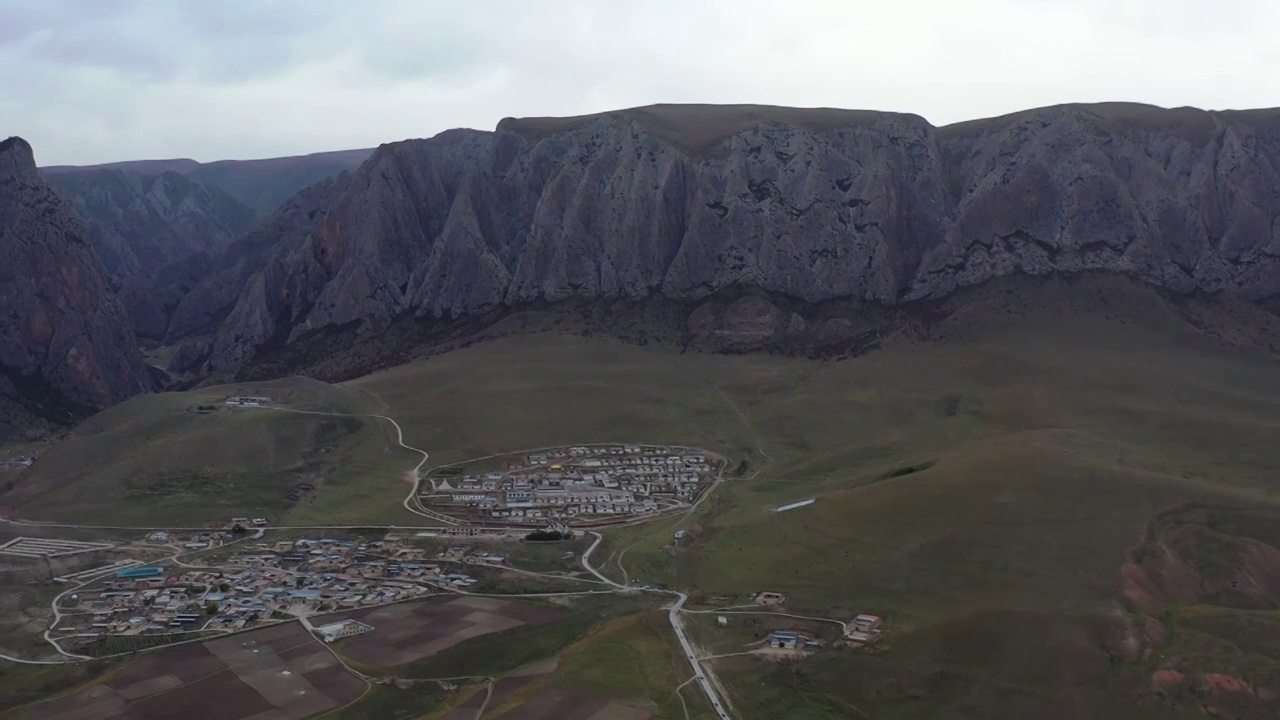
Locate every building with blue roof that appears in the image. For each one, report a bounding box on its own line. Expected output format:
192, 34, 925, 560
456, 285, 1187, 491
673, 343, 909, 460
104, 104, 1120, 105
116, 566, 164, 579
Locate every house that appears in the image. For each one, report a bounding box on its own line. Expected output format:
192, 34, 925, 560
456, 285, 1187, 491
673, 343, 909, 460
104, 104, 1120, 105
852, 613, 883, 631
505, 488, 534, 506
753, 591, 786, 606
288, 589, 323, 603
846, 613, 884, 644
769, 631, 800, 650
315, 619, 374, 642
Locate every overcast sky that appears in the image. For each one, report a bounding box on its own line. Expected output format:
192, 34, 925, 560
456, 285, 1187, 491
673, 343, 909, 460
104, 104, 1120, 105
4, 0, 1278, 166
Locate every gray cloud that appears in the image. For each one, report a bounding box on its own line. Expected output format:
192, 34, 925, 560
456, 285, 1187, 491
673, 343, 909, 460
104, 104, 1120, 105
3, 0, 1278, 165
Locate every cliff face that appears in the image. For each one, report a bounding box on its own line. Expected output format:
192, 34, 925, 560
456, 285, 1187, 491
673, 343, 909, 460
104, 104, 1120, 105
0, 137, 153, 430
205, 103, 1280, 369
45, 169, 257, 338
164, 172, 350, 371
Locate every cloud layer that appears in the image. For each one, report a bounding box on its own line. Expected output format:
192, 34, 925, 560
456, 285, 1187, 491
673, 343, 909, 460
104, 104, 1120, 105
5, 0, 1278, 165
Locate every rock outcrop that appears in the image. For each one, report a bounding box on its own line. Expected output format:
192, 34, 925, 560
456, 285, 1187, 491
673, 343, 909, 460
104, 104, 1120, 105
46, 169, 257, 338
164, 172, 350, 371
0, 137, 153, 432
205, 103, 1280, 370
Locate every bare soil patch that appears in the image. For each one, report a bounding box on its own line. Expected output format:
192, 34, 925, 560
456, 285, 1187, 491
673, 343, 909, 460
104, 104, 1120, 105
19, 622, 364, 720
323, 596, 565, 668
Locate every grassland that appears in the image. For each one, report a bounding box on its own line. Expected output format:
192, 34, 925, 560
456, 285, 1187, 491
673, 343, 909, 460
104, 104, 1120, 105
4, 376, 423, 526
0, 661, 121, 717
6, 277, 1280, 717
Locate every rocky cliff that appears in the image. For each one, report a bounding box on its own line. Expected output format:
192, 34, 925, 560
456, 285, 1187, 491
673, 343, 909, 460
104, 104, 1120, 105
0, 137, 153, 434
203, 103, 1280, 370
163, 172, 350, 371
46, 169, 257, 338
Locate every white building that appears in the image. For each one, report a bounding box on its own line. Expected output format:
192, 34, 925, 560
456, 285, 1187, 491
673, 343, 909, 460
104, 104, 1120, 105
316, 619, 374, 642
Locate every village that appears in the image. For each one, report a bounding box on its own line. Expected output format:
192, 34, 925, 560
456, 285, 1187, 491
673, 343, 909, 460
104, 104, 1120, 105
420, 444, 722, 525
48, 529, 519, 646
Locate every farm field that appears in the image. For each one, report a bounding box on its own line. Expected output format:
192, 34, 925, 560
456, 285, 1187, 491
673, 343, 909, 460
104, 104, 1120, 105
322, 595, 565, 668
14, 621, 366, 720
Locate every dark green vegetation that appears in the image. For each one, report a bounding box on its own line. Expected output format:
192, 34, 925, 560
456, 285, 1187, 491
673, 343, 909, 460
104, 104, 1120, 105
326, 683, 446, 720
74, 631, 221, 658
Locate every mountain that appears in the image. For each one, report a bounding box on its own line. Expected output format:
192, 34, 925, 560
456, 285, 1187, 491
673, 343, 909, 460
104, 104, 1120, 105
0, 137, 153, 438
43, 148, 373, 215
162, 171, 351, 370
206, 102, 1280, 374
45, 169, 257, 338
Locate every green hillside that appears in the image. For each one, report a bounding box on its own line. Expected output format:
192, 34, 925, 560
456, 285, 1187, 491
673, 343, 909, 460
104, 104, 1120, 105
6, 276, 1280, 716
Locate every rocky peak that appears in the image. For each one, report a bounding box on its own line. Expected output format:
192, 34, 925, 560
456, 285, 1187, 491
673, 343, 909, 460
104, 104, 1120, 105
1, 137, 153, 434
0, 136, 37, 182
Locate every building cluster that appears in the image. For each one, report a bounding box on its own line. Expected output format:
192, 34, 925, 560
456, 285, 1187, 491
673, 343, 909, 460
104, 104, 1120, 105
422, 444, 718, 524
146, 529, 236, 551
224, 395, 272, 407
55, 534, 463, 641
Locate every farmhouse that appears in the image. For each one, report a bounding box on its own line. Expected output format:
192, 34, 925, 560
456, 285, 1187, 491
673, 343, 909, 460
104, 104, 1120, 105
769, 630, 800, 650
315, 619, 374, 642
753, 591, 786, 606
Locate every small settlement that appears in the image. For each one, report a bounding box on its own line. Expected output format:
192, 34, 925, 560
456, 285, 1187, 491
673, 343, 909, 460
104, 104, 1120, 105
51, 531, 514, 645
224, 395, 272, 407
421, 444, 721, 526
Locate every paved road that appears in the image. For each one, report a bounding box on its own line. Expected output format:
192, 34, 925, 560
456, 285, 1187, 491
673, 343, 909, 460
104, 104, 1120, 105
582, 533, 733, 720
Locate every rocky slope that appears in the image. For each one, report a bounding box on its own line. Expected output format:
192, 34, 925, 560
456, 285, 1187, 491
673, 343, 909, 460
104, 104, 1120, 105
206, 103, 1280, 371
46, 169, 257, 338
162, 172, 351, 371
43, 148, 373, 215
0, 137, 153, 436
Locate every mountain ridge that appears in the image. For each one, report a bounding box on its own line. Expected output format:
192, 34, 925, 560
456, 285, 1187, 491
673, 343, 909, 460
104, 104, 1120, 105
42, 147, 373, 215
200, 102, 1280, 372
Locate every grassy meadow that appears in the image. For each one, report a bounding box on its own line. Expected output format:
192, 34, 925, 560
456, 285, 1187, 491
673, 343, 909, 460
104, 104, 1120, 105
4, 376, 422, 526
6, 277, 1280, 717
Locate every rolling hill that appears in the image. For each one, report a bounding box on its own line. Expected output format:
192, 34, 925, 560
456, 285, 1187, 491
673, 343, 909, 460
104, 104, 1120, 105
42, 148, 372, 215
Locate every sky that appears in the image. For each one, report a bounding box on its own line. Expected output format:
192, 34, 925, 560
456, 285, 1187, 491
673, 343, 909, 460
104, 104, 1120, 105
4, 0, 1279, 166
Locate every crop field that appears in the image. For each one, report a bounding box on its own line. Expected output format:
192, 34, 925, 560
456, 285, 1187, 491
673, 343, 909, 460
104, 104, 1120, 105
324, 595, 565, 668
17, 622, 365, 720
